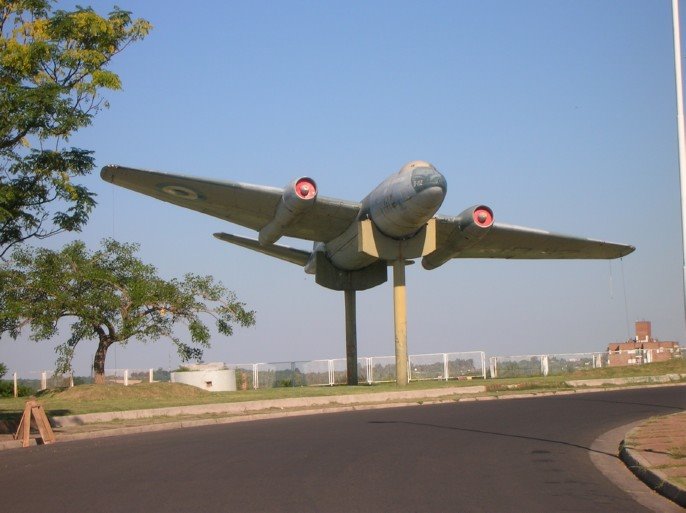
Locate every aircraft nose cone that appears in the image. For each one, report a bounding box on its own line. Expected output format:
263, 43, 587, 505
411, 166, 447, 211
413, 185, 445, 214
411, 166, 447, 195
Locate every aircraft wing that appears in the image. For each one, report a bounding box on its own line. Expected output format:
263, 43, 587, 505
100, 165, 361, 242
432, 216, 635, 260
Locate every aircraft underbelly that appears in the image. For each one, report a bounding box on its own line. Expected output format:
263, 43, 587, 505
324, 222, 378, 271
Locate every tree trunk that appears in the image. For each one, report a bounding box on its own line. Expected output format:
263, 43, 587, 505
93, 338, 112, 385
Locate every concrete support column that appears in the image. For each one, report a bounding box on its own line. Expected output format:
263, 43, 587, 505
344, 289, 358, 385
393, 260, 408, 386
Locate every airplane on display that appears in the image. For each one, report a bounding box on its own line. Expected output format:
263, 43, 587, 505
101, 160, 635, 385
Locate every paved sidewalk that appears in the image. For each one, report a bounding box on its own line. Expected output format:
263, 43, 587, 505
621, 411, 686, 507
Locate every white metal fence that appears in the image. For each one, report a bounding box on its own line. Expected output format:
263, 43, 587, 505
489, 352, 605, 378
226, 352, 487, 389
8, 348, 680, 394
7, 368, 158, 396
409, 352, 486, 381
101, 368, 156, 385
16, 370, 74, 390
230, 359, 361, 389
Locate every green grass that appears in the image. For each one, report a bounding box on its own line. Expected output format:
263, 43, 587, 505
0, 358, 683, 419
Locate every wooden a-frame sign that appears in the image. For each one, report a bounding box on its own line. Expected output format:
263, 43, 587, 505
13, 400, 56, 448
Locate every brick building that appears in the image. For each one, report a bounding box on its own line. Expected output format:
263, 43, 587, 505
607, 321, 681, 366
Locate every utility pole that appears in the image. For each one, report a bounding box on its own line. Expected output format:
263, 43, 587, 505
672, 0, 686, 328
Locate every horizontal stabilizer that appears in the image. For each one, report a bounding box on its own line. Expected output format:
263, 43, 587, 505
213, 232, 311, 266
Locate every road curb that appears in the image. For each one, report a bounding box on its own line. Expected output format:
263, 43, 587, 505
620, 430, 686, 508
0, 398, 461, 450
565, 373, 686, 387
0, 388, 605, 450
47, 385, 489, 427
0, 387, 574, 450
45, 380, 686, 429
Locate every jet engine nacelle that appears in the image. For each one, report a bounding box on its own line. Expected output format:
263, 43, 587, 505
422, 204, 494, 270
259, 177, 317, 245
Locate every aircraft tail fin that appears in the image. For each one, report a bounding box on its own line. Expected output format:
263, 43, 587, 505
213, 232, 311, 266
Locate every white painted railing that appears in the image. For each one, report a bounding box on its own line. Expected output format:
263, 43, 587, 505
489, 352, 606, 378
227, 351, 487, 388
8, 349, 679, 392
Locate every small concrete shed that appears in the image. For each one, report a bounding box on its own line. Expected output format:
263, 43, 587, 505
170, 363, 236, 392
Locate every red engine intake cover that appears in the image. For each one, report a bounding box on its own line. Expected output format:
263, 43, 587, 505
473, 206, 494, 228
295, 178, 317, 200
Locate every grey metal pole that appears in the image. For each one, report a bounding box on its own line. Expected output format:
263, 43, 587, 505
344, 289, 358, 385
672, 0, 686, 327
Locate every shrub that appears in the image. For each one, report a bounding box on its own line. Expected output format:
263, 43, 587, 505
0, 381, 34, 398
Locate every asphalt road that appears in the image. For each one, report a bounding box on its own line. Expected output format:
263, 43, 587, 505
2, 386, 684, 513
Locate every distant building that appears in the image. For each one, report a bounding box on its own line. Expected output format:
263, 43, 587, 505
607, 321, 681, 366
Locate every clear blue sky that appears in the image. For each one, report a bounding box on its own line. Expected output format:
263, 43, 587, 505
4, 0, 686, 376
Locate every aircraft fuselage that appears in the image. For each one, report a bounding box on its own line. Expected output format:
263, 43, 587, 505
324, 161, 447, 271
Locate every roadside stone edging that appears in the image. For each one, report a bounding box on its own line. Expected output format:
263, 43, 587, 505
566, 374, 686, 388
620, 431, 686, 508
51, 385, 487, 427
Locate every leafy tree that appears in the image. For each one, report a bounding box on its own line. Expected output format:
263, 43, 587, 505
0, 239, 256, 384
0, 1, 151, 259
152, 367, 170, 382
0, 361, 6, 379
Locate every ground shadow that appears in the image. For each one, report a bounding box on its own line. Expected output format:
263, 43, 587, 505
369, 420, 617, 457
